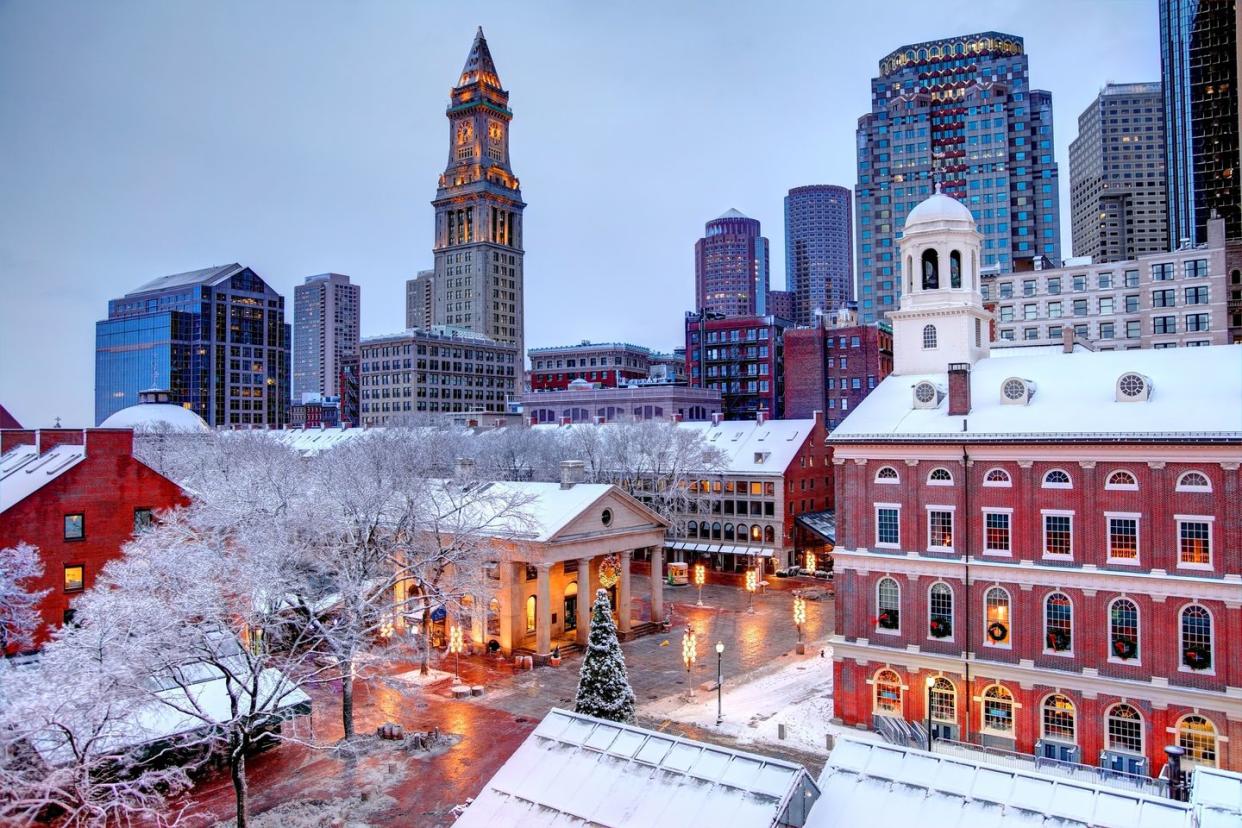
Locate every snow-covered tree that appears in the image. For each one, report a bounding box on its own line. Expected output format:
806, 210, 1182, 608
573, 589, 636, 723
0, 543, 49, 653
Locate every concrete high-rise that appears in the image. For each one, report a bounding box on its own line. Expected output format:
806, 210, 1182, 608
1160, 0, 1240, 246
430, 28, 526, 361
694, 209, 770, 317
293, 273, 359, 402
1069, 84, 1168, 263
405, 269, 435, 330
784, 184, 854, 326
854, 32, 1061, 324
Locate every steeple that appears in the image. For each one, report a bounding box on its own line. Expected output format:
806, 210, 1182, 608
458, 26, 502, 90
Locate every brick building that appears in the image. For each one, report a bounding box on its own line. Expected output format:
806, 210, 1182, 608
685, 313, 787, 420
828, 191, 1242, 777
695, 209, 771, 318
0, 428, 188, 651
519, 381, 720, 424
528, 341, 652, 391
784, 309, 894, 428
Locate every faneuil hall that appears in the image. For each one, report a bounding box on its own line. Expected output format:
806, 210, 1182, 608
828, 188, 1242, 777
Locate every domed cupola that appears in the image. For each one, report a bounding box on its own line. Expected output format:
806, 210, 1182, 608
100, 387, 211, 433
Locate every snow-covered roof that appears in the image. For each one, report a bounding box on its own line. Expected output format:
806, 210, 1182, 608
100, 403, 211, 433
715, 207, 751, 221
0, 443, 86, 513
453, 708, 820, 828
806, 738, 1195, 828
904, 191, 975, 228
830, 344, 1242, 443
268, 426, 374, 454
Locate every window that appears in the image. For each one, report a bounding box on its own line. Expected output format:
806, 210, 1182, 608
1107, 516, 1139, 562
1044, 593, 1072, 652
1180, 605, 1212, 671
525, 595, 537, 634
1152, 262, 1175, 281
929, 677, 955, 722
64, 513, 84, 541
1175, 471, 1211, 492
1047, 300, 1062, 318
983, 468, 1011, 487
985, 587, 1011, 646
922, 324, 938, 349
1177, 716, 1218, 768
927, 467, 953, 485
1105, 470, 1138, 490
873, 669, 903, 715
1109, 598, 1139, 661
1041, 469, 1071, 488
875, 466, 900, 484
1043, 513, 1072, 557
1042, 695, 1076, 742
928, 583, 953, 639
983, 511, 1011, 554
133, 508, 153, 532
1185, 312, 1209, 332
1107, 705, 1143, 754
1124, 269, 1140, 288
876, 577, 900, 631
63, 564, 84, 593
1072, 299, 1088, 316
1185, 285, 1209, 305
1047, 276, 1061, 294
1178, 518, 1212, 567
1184, 259, 1208, 278
876, 506, 900, 547
525, 564, 539, 581
981, 684, 1015, 734
1153, 315, 1176, 334
928, 509, 954, 550
1152, 288, 1175, 307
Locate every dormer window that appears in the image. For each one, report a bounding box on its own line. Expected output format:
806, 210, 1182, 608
1116, 372, 1153, 402
753, 452, 770, 465
912, 381, 944, 409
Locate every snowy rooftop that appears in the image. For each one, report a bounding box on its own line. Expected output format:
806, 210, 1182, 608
0, 443, 86, 513
126, 263, 245, 296
100, 402, 211, 433
806, 738, 1201, 828
830, 344, 1242, 442
453, 708, 820, 828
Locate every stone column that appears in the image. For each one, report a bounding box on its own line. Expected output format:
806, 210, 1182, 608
576, 556, 592, 647
618, 550, 633, 634
470, 592, 485, 649
535, 563, 552, 659
650, 546, 665, 623
499, 562, 516, 654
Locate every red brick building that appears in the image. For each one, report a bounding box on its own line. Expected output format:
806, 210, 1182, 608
528, 341, 652, 391
685, 313, 787, 420
0, 428, 188, 651
828, 191, 1242, 778
784, 311, 893, 428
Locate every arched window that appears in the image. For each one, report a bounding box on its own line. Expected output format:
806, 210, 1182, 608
751, 525, 762, 542
687, 522, 698, 538
929, 677, 956, 723
1177, 716, 1218, 768
1106, 704, 1144, 754
922, 324, 938, 350
906, 255, 914, 294
928, 582, 953, 639
1176, 471, 1211, 492
985, 587, 1011, 646
1109, 598, 1139, 661
1044, 593, 1073, 652
711, 522, 722, 540
525, 595, 537, 634
763, 525, 775, 543
927, 467, 953, 485
876, 577, 900, 631
1041, 469, 1072, 489
1105, 469, 1138, 490
981, 685, 1015, 734
949, 250, 962, 288
1180, 605, 1213, 671
875, 466, 900, 484
735, 524, 748, 544
1042, 694, 1076, 743
983, 468, 1012, 487
873, 669, 903, 716
723, 523, 735, 542
700, 520, 710, 538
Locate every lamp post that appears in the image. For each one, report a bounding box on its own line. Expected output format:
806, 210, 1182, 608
793, 595, 807, 655
804, 550, 816, 574
682, 626, 698, 699
449, 624, 464, 684
715, 641, 724, 725
745, 568, 757, 614
694, 563, 706, 607
925, 675, 936, 752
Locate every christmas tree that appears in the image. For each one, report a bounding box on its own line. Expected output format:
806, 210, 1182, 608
573, 588, 636, 723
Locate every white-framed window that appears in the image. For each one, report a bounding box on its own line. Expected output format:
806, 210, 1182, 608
929, 677, 956, 723
1176, 515, 1213, 568
982, 467, 1012, 487
981, 684, 1015, 734
928, 582, 953, 641
923, 324, 938, 349
1041, 469, 1072, 489
1044, 592, 1073, 654
1108, 597, 1140, 663
984, 586, 1011, 647
1106, 513, 1140, 563
1175, 471, 1211, 492
875, 504, 900, 548
876, 577, 901, 633
1042, 511, 1073, 558
1042, 694, 1076, 743
1180, 604, 1213, 672
872, 669, 903, 716
1106, 704, 1144, 755
1177, 715, 1219, 768
1105, 469, 1138, 491
927, 467, 953, 486
874, 466, 900, 484
983, 509, 1012, 555
927, 507, 954, 551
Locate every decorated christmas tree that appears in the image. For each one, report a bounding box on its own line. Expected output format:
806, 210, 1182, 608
573, 588, 636, 723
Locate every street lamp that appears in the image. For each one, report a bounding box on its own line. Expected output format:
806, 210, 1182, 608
793, 595, 807, 654
804, 550, 816, 573
925, 675, 936, 752
694, 563, 706, 607
745, 568, 757, 614
682, 626, 698, 699
715, 641, 725, 725
449, 624, 464, 683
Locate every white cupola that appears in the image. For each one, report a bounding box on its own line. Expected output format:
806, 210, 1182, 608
889, 185, 993, 375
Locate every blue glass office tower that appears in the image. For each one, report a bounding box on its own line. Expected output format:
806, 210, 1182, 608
95, 264, 290, 426
784, 185, 854, 326
854, 32, 1061, 324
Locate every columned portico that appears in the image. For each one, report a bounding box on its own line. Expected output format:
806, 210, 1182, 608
650, 545, 664, 623
575, 556, 592, 646
618, 550, 633, 634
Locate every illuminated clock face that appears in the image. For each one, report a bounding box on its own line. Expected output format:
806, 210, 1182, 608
457, 121, 474, 144
488, 121, 503, 142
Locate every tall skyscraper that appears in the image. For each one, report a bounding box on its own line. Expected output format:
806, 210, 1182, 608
430, 28, 526, 361
95, 264, 290, 427
854, 32, 1061, 324
405, 269, 435, 329
293, 273, 360, 401
784, 184, 854, 326
1160, 0, 1240, 246
1069, 83, 1168, 263
694, 209, 770, 317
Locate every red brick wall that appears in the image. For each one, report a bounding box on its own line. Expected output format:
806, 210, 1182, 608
782, 412, 832, 547
783, 328, 826, 420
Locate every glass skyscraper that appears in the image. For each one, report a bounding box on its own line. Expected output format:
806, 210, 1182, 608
784, 184, 854, 326
854, 32, 1061, 324
95, 264, 290, 427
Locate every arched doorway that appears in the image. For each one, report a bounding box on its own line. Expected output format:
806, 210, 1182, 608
564, 581, 579, 632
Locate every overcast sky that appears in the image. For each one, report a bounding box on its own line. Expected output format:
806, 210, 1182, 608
0, 1, 1157, 427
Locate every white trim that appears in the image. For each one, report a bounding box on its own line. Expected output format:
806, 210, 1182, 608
927, 581, 955, 644
981, 508, 1014, 557
979, 683, 1018, 736
1175, 515, 1214, 571
1042, 591, 1074, 658
1041, 468, 1073, 489
982, 467, 1013, 487
1039, 693, 1079, 744
1105, 469, 1139, 491
1107, 595, 1143, 668
925, 506, 956, 553
874, 466, 901, 485
1040, 510, 1074, 560
983, 585, 1013, 649
926, 467, 954, 486
1105, 513, 1141, 566
1174, 470, 1212, 493
1105, 702, 1147, 757
875, 503, 901, 549
875, 576, 901, 636
1177, 602, 1215, 677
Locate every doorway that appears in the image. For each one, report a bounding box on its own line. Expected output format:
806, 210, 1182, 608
564, 581, 578, 631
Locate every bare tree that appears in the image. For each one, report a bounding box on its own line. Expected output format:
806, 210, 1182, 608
0, 542, 49, 654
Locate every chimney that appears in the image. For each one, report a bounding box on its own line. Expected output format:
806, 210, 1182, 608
529, 415, 539, 427
455, 457, 476, 481
1061, 325, 1075, 353
756, 409, 767, 426
947, 363, 971, 416
711, 412, 723, 426
560, 460, 585, 489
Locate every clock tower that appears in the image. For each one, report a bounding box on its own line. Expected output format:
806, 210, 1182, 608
431, 27, 526, 363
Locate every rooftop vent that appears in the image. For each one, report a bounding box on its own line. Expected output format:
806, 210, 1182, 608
1115, 372, 1153, 402
1000, 377, 1036, 405
912, 381, 945, 410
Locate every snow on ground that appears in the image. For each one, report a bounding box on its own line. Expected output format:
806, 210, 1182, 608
389, 668, 455, 687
